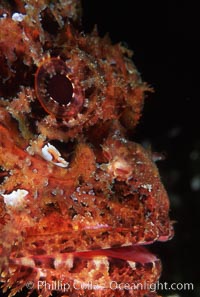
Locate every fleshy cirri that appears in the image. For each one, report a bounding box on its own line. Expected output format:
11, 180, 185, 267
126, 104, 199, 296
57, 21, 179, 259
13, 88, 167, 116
0, 1, 173, 296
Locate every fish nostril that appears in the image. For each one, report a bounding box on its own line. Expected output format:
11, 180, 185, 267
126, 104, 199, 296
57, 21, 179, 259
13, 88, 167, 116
40, 7, 60, 35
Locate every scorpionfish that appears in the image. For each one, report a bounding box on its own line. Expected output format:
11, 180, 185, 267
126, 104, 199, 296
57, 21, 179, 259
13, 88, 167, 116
0, 1, 173, 296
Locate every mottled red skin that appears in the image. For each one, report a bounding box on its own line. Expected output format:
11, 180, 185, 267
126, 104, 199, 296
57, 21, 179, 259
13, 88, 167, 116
0, 1, 173, 296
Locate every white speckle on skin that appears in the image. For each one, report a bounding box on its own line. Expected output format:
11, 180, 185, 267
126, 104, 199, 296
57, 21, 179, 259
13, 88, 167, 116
70, 193, 78, 202
26, 145, 35, 156
136, 161, 143, 165
12, 12, 26, 22
2, 189, 29, 207
0, 13, 7, 19
41, 143, 69, 168
119, 137, 128, 144
127, 261, 136, 270
66, 118, 76, 127
88, 189, 95, 196
76, 187, 81, 193
33, 190, 38, 199
43, 178, 49, 187
25, 157, 31, 166
141, 184, 153, 192
51, 189, 57, 196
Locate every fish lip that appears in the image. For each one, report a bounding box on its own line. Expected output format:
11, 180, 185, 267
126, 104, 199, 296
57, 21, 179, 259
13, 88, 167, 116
79, 225, 173, 248
72, 245, 159, 265
68, 232, 172, 265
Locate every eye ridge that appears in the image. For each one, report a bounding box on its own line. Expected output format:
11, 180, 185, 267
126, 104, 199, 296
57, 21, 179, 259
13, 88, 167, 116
35, 57, 83, 118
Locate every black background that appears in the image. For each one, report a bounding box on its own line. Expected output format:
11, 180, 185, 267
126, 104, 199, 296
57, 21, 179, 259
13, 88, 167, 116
82, 1, 199, 297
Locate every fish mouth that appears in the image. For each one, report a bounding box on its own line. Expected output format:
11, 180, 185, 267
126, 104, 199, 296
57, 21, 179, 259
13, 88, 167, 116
10, 243, 162, 295
12, 243, 160, 269
71, 244, 159, 265
9, 218, 172, 288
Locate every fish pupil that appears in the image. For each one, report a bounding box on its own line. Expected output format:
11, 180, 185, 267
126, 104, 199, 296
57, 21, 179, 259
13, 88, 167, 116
47, 74, 73, 105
